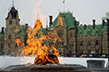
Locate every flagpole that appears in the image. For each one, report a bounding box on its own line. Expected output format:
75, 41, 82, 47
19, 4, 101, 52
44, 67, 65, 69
64, 1, 65, 12
63, 0, 65, 12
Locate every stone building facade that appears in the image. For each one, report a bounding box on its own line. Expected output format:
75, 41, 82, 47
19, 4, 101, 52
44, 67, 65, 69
0, 6, 109, 56
46, 12, 109, 56
0, 6, 27, 56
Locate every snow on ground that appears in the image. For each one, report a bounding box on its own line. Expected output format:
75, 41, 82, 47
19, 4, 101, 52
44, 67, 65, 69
0, 56, 108, 69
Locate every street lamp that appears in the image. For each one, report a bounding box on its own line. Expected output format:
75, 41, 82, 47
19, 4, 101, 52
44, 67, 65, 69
107, 19, 109, 67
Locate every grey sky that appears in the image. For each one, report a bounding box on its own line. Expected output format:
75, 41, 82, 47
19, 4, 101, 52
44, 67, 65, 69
0, 0, 109, 29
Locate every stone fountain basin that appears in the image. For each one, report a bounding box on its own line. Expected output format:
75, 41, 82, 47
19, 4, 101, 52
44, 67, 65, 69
0, 64, 91, 72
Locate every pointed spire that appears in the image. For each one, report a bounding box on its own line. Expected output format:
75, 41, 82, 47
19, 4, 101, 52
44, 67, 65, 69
12, 0, 14, 7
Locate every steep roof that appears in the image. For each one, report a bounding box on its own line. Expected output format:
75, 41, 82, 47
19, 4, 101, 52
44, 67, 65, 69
77, 25, 103, 36
12, 25, 26, 36
48, 12, 79, 29
6, 7, 18, 19
34, 28, 47, 38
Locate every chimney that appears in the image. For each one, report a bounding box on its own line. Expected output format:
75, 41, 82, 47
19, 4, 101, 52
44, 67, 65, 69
84, 24, 86, 29
1, 27, 4, 34
46, 22, 48, 31
49, 16, 53, 27
25, 23, 28, 30
102, 20, 105, 28
93, 19, 95, 29
80, 24, 82, 26
107, 19, 109, 24
74, 21, 77, 28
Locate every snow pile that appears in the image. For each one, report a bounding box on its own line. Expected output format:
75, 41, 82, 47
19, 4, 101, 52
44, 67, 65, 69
0, 56, 108, 69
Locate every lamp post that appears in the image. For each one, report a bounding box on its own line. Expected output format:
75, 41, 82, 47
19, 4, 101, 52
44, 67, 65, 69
107, 19, 109, 67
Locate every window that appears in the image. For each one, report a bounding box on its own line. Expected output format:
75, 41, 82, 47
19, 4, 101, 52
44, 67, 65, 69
70, 40, 74, 47
87, 29, 91, 34
80, 30, 82, 34
87, 40, 91, 45
59, 50, 62, 55
1, 44, 4, 48
70, 33, 73, 37
8, 44, 10, 48
96, 29, 99, 33
58, 29, 63, 37
96, 40, 99, 45
15, 43, 18, 47
9, 35, 11, 39
61, 40, 64, 45
69, 49, 72, 54
36, 33, 38, 36
96, 50, 99, 53
80, 40, 83, 46
9, 21, 12, 25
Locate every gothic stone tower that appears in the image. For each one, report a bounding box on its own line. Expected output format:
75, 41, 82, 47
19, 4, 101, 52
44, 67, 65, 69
4, 6, 20, 55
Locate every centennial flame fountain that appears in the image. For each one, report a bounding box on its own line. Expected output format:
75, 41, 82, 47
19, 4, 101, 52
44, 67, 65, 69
1, 12, 90, 72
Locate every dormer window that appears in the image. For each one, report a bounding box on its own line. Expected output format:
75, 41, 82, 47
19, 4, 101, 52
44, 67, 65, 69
87, 29, 91, 34
96, 40, 99, 45
9, 21, 12, 25
87, 40, 91, 45
58, 29, 63, 37
70, 40, 74, 47
96, 29, 99, 33
79, 30, 82, 34
9, 35, 11, 39
80, 40, 83, 46
70, 33, 73, 37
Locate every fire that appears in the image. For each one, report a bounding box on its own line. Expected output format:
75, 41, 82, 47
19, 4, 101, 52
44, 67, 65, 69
15, 38, 21, 48
22, 18, 60, 64
57, 16, 63, 26
34, 54, 59, 64
15, 9, 61, 64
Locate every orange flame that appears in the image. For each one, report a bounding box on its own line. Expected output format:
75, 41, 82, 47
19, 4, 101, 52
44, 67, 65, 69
57, 16, 63, 26
15, 9, 62, 64
15, 38, 21, 48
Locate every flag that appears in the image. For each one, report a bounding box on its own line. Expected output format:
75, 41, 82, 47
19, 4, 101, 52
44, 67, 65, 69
63, 0, 65, 3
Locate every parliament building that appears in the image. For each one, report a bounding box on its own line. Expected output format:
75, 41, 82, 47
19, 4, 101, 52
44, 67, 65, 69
0, 5, 109, 56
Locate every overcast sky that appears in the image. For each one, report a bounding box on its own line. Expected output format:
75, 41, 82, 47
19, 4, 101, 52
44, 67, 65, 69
0, 0, 109, 29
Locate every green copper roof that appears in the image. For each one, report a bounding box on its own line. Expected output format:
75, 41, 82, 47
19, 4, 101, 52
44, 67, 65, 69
102, 25, 107, 31
49, 12, 78, 29
12, 25, 26, 36
102, 23, 108, 31
19, 26, 26, 35
34, 28, 47, 38
77, 25, 102, 36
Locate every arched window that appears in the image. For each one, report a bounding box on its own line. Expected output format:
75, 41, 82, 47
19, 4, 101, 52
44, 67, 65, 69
58, 29, 63, 37
9, 20, 12, 25
70, 33, 73, 37
87, 29, 91, 34
80, 40, 83, 46
96, 29, 99, 34
59, 50, 62, 55
70, 40, 74, 47
79, 30, 82, 34
96, 40, 99, 45
87, 40, 91, 45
